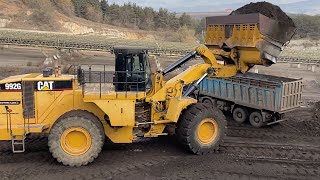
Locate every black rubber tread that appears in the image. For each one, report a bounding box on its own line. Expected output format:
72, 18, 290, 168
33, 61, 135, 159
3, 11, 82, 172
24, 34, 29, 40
249, 111, 264, 128
48, 110, 105, 166
232, 107, 249, 123
176, 103, 227, 155
201, 97, 217, 107
57, 110, 105, 138
202, 99, 212, 105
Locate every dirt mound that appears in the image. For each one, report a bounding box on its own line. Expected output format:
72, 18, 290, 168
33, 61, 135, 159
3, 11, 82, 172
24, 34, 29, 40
230, 2, 295, 27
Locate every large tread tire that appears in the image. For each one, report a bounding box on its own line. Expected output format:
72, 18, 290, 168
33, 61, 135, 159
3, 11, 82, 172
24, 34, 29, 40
176, 103, 226, 155
48, 110, 105, 166
249, 111, 264, 128
232, 107, 249, 123
58, 110, 105, 138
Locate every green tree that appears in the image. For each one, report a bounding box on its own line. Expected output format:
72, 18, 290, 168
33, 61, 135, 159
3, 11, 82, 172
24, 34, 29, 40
169, 13, 180, 31
72, 0, 86, 17
179, 13, 193, 27
107, 3, 121, 24
154, 8, 169, 29
100, 0, 108, 20
138, 7, 155, 30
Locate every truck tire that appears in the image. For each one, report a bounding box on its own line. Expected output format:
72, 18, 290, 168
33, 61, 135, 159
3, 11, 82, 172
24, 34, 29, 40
48, 111, 105, 166
203, 98, 211, 104
201, 97, 217, 107
232, 107, 249, 123
249, 111, 264, 128
176, 103, 226, 155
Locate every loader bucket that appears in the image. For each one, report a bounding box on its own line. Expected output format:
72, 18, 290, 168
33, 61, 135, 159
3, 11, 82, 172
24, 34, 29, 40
205, 13, 296, 64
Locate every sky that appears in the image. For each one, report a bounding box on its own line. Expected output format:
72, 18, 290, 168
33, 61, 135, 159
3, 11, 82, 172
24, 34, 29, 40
107, 0, 307, 12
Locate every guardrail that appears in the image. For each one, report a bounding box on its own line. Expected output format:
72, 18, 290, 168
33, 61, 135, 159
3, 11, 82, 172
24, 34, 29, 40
0, 29, 319, 64
0, 29, 193, 55
0, 37, 192, 55
278, 56, 320, 64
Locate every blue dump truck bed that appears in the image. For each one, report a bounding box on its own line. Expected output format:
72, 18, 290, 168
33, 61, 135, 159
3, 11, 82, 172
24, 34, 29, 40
197, 73, 303, 127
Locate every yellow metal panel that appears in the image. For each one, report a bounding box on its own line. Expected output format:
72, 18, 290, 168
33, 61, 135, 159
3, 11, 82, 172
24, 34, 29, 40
91, 100, 136, 127
214, 65, 238, 78
0, 124, 49, 140
164, 97, 197, 123
0, 92, 31, 124
83, 91, 146, 100
23, 74, 73, 81
36, 91, 56, 119
37, 91, 74, 124
25, 73, 42, 78
147, 64, 210, 102
0, 74, 29, 84
205, 25, 226, 46
103, 126, 134, 143
144, 124, 166, 137
71, 94, 135, 143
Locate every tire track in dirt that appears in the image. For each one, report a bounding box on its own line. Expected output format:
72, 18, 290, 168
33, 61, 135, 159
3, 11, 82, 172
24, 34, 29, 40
226, 125, 320, 143
0, 138, 182, 180
1, 125, 320, 179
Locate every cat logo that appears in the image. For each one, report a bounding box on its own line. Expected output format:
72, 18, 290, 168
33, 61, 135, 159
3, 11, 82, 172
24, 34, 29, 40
37, 81, 54, 91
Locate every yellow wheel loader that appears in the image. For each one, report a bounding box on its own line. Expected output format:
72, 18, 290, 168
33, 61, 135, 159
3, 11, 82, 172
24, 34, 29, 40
0, 14, 295, 166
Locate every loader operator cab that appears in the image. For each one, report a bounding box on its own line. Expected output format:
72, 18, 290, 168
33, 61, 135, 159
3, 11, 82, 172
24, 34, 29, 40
113, 47, 152, 92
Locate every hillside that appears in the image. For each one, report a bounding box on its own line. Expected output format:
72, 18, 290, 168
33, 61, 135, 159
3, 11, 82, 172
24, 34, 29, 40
281, 0, 320, 15
0, 0, 180, 42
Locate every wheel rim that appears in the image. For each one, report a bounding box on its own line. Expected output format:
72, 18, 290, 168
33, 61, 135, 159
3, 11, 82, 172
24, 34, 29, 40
197, 118, 219, 145
60, 127, 92, 156
254, 116, 260, 123
237, 112, 243, 118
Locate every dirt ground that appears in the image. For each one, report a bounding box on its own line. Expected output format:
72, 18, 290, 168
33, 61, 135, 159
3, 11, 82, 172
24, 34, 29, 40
0, 47, 320, 180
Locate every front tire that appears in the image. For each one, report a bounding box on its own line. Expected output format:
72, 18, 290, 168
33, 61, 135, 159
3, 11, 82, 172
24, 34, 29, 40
176, 103, 226, 155
48, 111, 105, 166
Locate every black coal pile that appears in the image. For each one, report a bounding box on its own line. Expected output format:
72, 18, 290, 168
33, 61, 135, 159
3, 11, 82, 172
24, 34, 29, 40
230, 1, 295, 27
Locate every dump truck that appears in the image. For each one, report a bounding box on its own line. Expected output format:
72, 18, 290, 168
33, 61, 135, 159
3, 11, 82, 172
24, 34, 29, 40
0, 10, 295, 166
195, 73, 303, 128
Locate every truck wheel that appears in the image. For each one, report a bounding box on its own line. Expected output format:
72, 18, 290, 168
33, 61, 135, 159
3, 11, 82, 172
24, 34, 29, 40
202, 98, 217, 107
176, 103, 226, 155
232, 107, 249, 123
48, 111, 105, 166
203, 98, 212, 105
249, 111, 264, 128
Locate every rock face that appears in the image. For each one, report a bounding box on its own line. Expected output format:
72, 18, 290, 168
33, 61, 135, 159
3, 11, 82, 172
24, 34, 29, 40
230, 2, 296, 27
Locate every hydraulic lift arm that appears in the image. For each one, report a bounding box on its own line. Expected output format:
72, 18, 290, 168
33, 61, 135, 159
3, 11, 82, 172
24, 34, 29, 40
147, 45, 237, 102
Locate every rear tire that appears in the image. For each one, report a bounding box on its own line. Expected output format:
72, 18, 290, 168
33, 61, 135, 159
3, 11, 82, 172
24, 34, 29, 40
48, 111, 105, 166
176, 103, 226, 155
232, 107, 249, 123
249, 111, 264, 128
